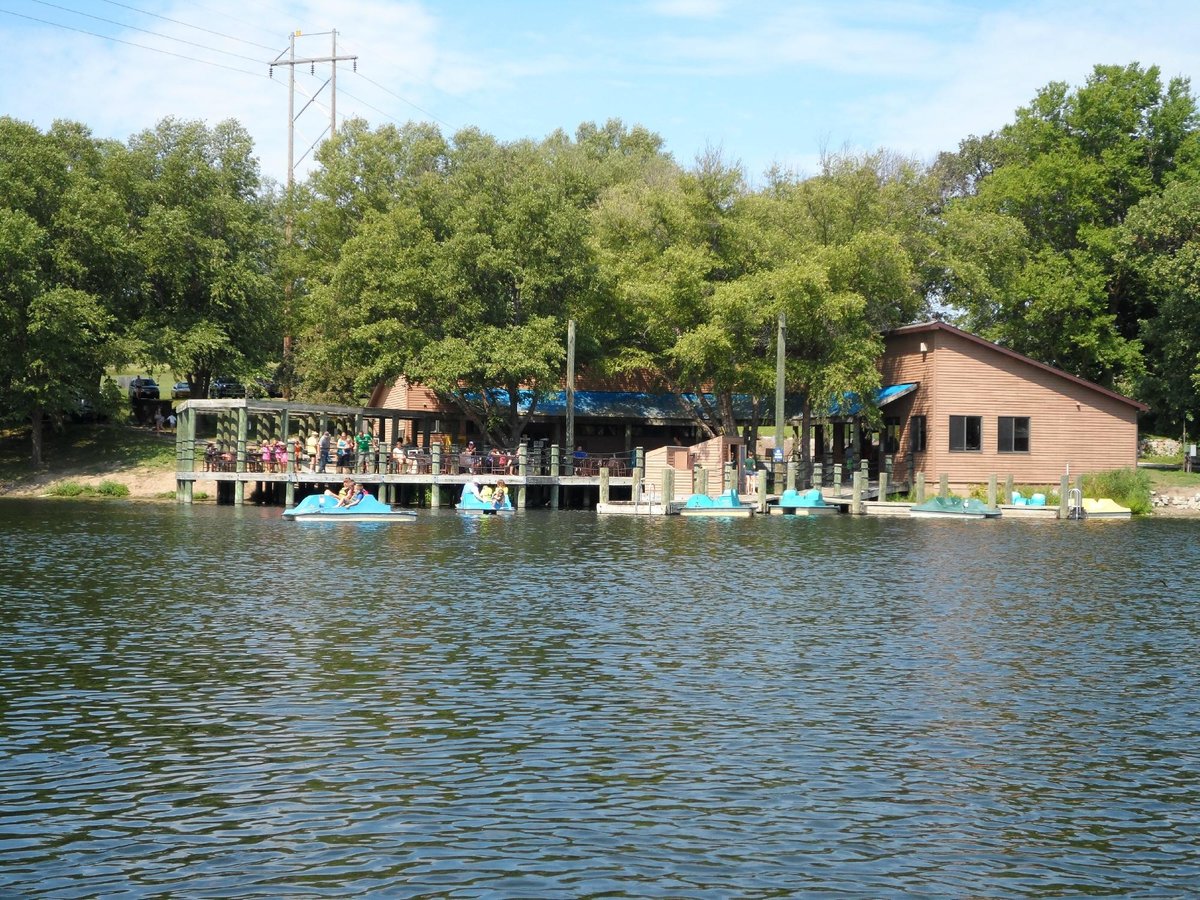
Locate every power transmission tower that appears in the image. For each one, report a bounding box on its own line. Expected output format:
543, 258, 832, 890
269, 30, 357, 379
269, 30, 358, 190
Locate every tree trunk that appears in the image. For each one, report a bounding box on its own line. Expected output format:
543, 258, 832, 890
31, 405, 44, 468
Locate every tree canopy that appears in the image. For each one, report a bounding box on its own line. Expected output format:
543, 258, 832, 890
8, 59, 1200, 467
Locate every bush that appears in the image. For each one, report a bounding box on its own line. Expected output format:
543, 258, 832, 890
1082, 467, 1151, 516
96, 480, 130, 497
46, 481, 87, 497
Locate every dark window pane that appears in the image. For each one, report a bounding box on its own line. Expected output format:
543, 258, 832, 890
998, 417, 1013, 452
965, 416, 981, 451
1013, 417, 1029, 452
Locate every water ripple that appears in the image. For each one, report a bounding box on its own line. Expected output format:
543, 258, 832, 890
1, 501, 1198, 896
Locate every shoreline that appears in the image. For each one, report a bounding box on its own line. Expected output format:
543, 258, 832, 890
2, 466, 1198, 517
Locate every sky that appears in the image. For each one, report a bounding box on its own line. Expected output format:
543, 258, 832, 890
1, 0, 1197, 186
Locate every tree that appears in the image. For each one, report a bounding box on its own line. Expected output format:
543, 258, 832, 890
936, 63, 1197, 391
592, 149, 769, 437
0, 118, 130, 466
121, 118, 280, 398
1118, 177, 1200, 432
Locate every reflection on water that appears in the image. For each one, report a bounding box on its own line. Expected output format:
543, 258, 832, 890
1, 500, 1198, 896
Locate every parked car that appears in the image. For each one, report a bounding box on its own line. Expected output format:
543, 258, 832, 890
128, 377, 160, 400
253, 377, 283, 398
171, 381, 191, 400
209, 377, 245, 399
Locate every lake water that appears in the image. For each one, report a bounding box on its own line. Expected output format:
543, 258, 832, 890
2, 500, 1198, 897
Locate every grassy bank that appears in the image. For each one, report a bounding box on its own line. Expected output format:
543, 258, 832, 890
0, 424, 176, 490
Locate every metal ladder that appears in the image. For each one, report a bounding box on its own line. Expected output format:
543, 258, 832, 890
1066, 487, 1086, 520
635, 479, 659, 516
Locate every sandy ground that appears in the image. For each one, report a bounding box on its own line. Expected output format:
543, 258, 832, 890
0, 464, 183, 500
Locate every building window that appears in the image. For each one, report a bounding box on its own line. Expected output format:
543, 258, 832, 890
910, 415, 927, 453
884, 417, 901, 454
949, 415, 982, 452
998, 416, 1030, 453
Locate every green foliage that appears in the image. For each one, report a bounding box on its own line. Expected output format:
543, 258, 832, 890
95, 480, 129, 497
938, 63, 1196, 396
46, 481, 87, 497
124, 117, 280, 398
44, 479, 129, 498
1082, 467, 1152, 515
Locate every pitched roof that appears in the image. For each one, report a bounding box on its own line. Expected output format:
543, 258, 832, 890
888, 321, 1149, 412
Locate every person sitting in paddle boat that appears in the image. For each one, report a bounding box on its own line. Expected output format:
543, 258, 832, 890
343, 482, 366, 507
480, 484, 494, 502
492, 480, 508, 508
325, 477, 361, 507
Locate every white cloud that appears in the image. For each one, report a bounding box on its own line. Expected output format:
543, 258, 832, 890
648, 0, 729, 19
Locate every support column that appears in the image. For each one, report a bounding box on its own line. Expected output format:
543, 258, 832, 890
431, 443, 442, 508
550, 444, 561, 508
235, 406, 248, 505
517, 441, 529, 509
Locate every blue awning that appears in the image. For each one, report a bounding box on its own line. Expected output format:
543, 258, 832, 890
827, 382, 920, 417
462, 389, 804, 422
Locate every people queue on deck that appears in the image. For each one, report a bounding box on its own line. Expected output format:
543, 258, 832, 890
204, 430, 532, 477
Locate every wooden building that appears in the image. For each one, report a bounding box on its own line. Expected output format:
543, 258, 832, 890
878, 321, 1146, 490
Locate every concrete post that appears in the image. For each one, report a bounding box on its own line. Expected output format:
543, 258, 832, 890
431, 442, 442, 508
599, 467, 609, 504
695, 466, 708, 496
987, 474, 997, 508
1005, 474, 1014, 504
879, 471, 889, 502
786, 459, 797, 492
939, 473, 949, 498
517, 441, 529, 509
235, 406, 247, 505
662, 468, 675, 509
851, 471, 863, 515
1060, 474, 1070, 519
550, 444, 561, 508
915, 472, 926, 503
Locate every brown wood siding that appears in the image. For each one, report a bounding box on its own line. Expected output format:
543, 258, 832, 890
884, 330, 1138, 489
372, 378, 443, 412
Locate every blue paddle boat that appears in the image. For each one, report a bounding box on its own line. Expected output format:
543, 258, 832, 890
909, 496, 1001, 519
283, 492, 417, 522
679, 488, 754, 518
456, 484, 515, 515
772, 488, 838, 516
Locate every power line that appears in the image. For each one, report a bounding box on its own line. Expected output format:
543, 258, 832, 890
351, 71, 455, 130
0, 7, 266, 76
99, 0, 279, 51
28, 0, 266, 64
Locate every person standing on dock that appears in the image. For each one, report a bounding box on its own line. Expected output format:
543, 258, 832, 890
317, 431, 331, 474
356, 429, 372, 473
